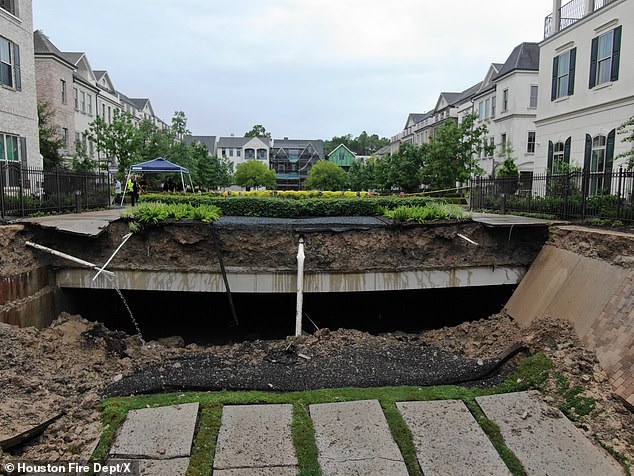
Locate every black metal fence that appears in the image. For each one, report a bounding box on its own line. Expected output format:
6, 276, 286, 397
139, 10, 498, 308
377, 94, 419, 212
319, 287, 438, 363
0, 163, 111, 218
470, 167, 634, 223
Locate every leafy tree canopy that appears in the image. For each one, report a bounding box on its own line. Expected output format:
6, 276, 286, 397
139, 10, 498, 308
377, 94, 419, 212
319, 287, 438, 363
305, 160, 347, 190
235, 160, 276, 190
244, 124, 272, 139
618, 116, 634, 169
324, 131, 389, 156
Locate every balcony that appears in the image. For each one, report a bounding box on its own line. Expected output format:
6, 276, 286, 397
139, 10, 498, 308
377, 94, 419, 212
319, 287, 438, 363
544, 0, 618, 38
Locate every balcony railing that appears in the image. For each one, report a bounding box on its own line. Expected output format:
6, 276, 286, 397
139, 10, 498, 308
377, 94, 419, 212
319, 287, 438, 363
544, 0, 618, 38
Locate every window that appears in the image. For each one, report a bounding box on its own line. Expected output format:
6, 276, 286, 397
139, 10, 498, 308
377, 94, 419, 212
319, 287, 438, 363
80, 91, 86, 113
60, 80, 67, 104
553, 142, 565, 173
502, 89, 508, 112
0, 36, 20, 89
501, 133, 507, 150
229, 149, 233, 157
73, 88, 79, 110
551, 48, 576, 100
590, 135, 606, 194
237, 149, 241, 158
485, 98, 490, 119
0, 133, 19, 161
527, 132, 536, 154
590, 26, 621, 88
102, 104, 106, 119
0, 0, 17, 15
87, 95, 92, 115
491, 96, 496, 118
478, 101, 484, 120
107, 106, 111, 123
529, 86, 538, 108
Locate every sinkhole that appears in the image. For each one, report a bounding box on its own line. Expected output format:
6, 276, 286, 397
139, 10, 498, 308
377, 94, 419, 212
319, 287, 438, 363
59, 285, 515, 344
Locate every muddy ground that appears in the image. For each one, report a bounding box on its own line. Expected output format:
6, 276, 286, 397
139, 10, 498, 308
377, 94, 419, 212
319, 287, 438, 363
0, 312, 632, 470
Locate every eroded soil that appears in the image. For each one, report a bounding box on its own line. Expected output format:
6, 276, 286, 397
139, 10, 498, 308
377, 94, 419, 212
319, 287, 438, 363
0, 313, 632, 470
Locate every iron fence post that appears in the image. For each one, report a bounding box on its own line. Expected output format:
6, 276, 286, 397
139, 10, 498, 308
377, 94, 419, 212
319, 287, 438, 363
0, 162, 4, 220
19, 164, 25, 216
56, 167, 61, 212
616, 166, 623, 220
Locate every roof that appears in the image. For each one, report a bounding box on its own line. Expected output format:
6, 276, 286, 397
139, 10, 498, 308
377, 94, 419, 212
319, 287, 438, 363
62, 52, 85, 66
129, 157, 189, 173
272, 139, 325, 157
128, 98, 150, 110
33, 30, 76, 68
495, 42, 540, 79
440, 92, 462, 106
217, 137, 249, 148
185, 135, 217, 153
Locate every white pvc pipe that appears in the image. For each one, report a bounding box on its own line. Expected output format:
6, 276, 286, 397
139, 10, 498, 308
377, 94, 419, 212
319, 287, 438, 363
92, 233, 133, 281
26, 241, 115, 276
295, 236, 305, 336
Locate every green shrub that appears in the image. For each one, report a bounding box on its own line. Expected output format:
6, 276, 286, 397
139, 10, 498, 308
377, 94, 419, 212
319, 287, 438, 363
125, 202, 221, 224
383, 203, 469, 223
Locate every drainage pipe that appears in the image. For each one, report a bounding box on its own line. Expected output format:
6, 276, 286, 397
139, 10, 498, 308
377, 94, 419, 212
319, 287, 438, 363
25, 241, 115, 277
295, 236, 305, 337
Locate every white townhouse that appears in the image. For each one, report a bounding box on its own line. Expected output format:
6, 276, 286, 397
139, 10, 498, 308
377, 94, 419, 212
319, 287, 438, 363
535, 0, 633, 190
1, 0, 41, 169
473, 43, 540, 178
216, 136, 271, 169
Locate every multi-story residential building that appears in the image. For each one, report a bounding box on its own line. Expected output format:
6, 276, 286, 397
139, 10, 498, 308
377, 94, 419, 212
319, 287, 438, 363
474, 43, 540, 177
217, 136, 271, 170
34, 31, 169, 167
535, 0, 632, 191
1, 0, 41, 170
270, 138, 324, 190
327, 143, 357, 170
33, 30, 75, 157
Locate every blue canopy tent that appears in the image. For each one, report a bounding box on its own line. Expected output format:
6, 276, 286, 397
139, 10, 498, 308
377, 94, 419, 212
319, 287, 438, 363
121, 157, 193, 205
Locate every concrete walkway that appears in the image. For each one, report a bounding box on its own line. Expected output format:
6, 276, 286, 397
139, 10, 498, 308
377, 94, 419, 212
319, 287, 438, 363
104, 392, 624, 476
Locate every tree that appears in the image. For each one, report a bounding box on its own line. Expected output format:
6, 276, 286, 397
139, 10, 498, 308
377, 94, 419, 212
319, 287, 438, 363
244, 124, 272, 139
197, 153, 234, 190
388, 143, 427, 192
419, 113, 489, 190
617, 116, 634, 169
235, 160, 276, 190
305, 160, 347, 190
324, 132, 389, 156
70, 140, 98, 172
346, 159, 367, 191
38, 101, 66, 168
89, 110, 140, 177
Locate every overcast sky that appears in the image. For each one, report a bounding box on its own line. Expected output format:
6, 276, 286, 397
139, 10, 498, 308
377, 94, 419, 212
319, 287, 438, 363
33, 0, 553, 140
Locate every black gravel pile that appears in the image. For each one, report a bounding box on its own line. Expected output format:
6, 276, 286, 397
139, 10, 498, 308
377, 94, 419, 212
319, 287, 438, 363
105, 339, 517, 397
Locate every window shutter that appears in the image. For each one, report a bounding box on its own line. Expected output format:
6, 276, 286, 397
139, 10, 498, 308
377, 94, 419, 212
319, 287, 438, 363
611, 26, 622, 82
589, 37, 598, 89
547, 141, 554, 171
605, 129, 615, 176
13, 42, 20, 91
20, 137, 27, 167
583, 134, 592, 173
568, 48, 576, 96
551, 56, 558, 101
564, 137, 571, 165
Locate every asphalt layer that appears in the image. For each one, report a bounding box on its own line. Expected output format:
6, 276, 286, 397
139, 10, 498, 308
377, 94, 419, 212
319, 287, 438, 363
105, 339, 517, 397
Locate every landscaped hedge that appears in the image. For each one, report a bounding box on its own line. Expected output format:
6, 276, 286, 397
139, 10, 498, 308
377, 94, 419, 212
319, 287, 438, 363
139, 193, 440, 217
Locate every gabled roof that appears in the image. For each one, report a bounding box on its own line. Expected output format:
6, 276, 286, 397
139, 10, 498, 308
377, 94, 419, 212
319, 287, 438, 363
404, 113, 427, 129
94, 70, 117, 94
272, 139, 324, 157
495, 42, 540, 80
128, 98, 150, 111
33, 30, 76, 69
62, 52, 85, 65
329, 143, 356, 157
217, 137, 249, 148
455, 81, 483, 104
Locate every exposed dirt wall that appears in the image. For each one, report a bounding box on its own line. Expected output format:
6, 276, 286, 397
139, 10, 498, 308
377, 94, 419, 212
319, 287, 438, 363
23, 220, 548, 274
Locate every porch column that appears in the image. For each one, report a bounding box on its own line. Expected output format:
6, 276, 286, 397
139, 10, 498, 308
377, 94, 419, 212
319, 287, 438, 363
584, 0, 595, 16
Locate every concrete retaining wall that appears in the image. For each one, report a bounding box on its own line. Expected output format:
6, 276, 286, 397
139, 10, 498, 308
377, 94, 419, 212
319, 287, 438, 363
506, 229, 634, 406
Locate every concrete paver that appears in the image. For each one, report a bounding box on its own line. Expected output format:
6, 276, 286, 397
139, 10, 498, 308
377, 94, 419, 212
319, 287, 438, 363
397, 399, 510, 476
213, 404, 297, 473
109, 402, 199, 459
476, 391, 624, 476
103, 458, 190, 475
309, 399, 408, 476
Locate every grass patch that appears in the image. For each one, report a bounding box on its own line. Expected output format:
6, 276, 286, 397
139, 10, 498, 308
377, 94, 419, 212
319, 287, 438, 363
94, 354, 554, 474
382, 203, 470, 223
